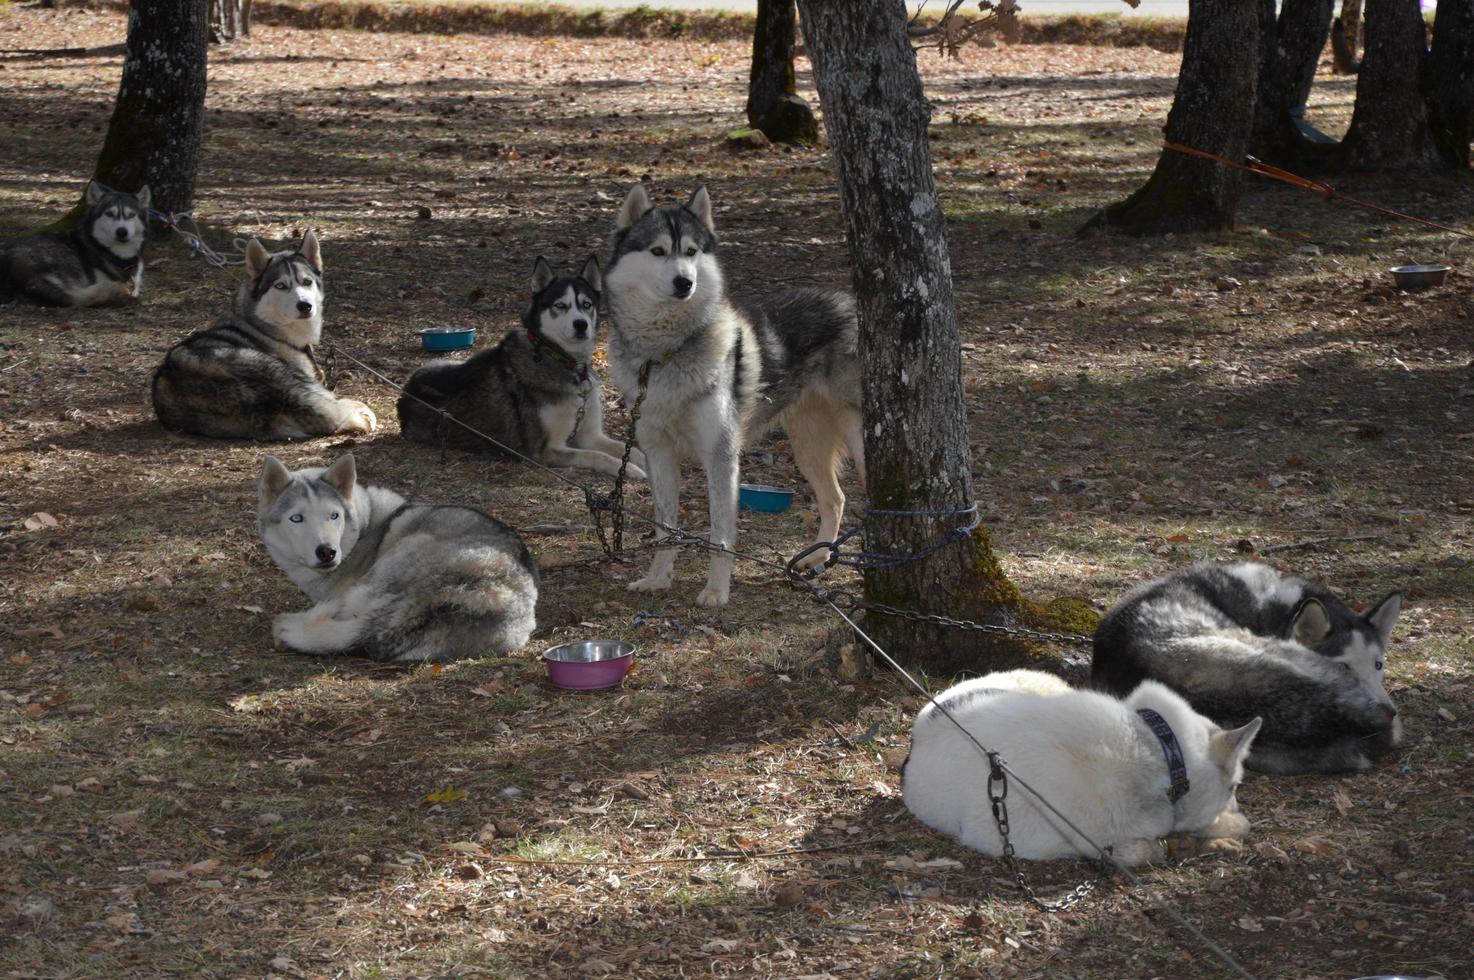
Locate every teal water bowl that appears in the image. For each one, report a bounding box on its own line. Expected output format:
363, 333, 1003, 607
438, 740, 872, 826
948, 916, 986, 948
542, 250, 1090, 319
739, 483, 793, 513
420, 326, 477, 352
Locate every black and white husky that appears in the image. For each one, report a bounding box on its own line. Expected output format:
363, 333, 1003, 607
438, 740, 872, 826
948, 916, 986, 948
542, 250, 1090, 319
0, 180, 149, 307
257, 454, 539, 662
1092, 561, 1403, 774
398, 256, 646, 479
604, 185, 865, 606
151, 232, 378, 440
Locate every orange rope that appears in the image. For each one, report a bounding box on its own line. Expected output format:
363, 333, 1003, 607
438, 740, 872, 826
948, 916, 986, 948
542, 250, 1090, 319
1163, 140, 1474, 240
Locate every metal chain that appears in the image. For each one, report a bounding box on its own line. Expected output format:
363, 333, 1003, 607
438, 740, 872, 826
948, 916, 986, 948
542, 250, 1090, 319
589, 361, 651, 557
987, 753, 1102, 912
569, 376, 593, 446
859, 600, 1094, 646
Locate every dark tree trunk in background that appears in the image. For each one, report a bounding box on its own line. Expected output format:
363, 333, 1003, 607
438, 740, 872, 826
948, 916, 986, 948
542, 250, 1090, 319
1334, 0, 1365, 72
91, 0, 209, 225
1427, 0, 1474, 168
796, 0, 1084, 676
747, 0, 818, 144
1252, 0, 1338, 167
209, 0, 252, 42
1083, 0, 1259, 235
1340, 0, 1440, 168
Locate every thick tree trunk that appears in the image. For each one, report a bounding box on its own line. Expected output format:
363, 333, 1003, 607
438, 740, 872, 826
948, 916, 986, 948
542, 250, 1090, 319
1340, 0, 1441, 168
1083, 0, 1260, 235
1334, 0, 1365, 72
1427, 0, 1474, 167
1252, 0, 1339, 167
746, 0, 818, 144
91, 0, 209, 225
209, 0, 249, 43
796, 0, 1084, 677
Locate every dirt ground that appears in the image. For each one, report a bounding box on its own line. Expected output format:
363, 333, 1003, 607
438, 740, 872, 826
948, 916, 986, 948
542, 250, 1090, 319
2, 7, 1472, 979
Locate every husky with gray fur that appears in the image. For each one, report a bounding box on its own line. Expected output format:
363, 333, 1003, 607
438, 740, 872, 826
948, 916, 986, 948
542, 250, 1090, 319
604, 184, 864, 606
152, 231, 377, 440
1092, 561, 1403, 774
902, 671, 1261, 865
256, 454, 539, 662
398, 256, 646, 479
0, 180, 149, 307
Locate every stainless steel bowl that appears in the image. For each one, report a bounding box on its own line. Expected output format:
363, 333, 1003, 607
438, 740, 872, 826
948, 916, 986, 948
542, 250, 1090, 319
1389, 264, 1450, 291
543, 640, 635, 663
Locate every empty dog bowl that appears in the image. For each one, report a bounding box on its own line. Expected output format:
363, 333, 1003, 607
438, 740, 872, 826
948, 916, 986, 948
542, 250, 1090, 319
419, 326, 477, 351
738, 483, 793, 513
543, 640, 635, 691
1389, 264, 1450, 291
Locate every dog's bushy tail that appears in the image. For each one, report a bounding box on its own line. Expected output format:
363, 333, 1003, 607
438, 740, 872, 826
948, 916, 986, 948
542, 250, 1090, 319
360, 551, 538, 662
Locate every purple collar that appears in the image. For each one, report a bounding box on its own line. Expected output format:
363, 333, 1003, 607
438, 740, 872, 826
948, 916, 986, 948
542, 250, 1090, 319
1137, 708, 1190, 804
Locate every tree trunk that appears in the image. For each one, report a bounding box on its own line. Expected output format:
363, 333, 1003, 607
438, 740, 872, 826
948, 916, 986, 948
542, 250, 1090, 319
90, 0, 209, 226
1340, 0, 1440, 169
1334, 0, 1365, 72
210, 0, 246, 43
1083, 0, 1260, 235
796, 0, 1087, 677
1427, 0, 1474, 168
1252, 0, 1339, 167
746, 0, 818, 144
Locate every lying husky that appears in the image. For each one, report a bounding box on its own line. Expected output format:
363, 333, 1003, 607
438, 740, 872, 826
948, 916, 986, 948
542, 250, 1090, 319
902, 670, 1261, 865
152, 231, 377, 440
1092, 561, 1402, 774
604, 185, 864, 606
0, 180, 149, 307
398, 256, 646, 479
256, 454, 539, 661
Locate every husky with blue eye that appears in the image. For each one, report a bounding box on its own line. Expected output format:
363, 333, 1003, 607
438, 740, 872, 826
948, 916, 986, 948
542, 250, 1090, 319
1092, 561, 1403, 774
151, 231, 377, 440
397, 255, 645, 479
0, 180, 150, 307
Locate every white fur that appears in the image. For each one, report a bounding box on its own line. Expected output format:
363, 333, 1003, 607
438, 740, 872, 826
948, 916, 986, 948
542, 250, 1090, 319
246, 232, 325, 341
903, 676, 1260, 865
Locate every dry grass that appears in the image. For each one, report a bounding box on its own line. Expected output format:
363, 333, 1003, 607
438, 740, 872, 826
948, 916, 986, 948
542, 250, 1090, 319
1, 8, 1472, 979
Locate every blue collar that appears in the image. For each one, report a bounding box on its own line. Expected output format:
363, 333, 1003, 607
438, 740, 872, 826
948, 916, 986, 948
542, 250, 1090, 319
1137, 708, 1191, 804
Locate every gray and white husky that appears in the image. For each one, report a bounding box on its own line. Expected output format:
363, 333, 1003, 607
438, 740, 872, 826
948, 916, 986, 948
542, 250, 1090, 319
152, 231, 377, 440
398, 256, 646, 479
0, 180, 149, 307
604, 185, 865, 606
902, 670, 1261, 865
256, 454, 539, 662
1092, 561, 1403, 774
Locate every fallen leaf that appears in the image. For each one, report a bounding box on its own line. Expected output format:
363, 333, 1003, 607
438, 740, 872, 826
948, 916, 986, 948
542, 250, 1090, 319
1237, 916, 1264, 932
184, 858, 220, 875
700, 939, 740, 954
773, 880, 807, 907
22, 512, 59, 531
444, 841, 486, 855
424, 786, 467, 805
107, 809, 144, 830
239, 867, 272, 880
1331, 787, 1352, 817
146, 869, 186, 886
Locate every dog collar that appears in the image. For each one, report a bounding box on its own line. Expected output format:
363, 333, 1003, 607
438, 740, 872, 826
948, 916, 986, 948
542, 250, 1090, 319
1136, 708, 1190, 804
526, 328, 589, 383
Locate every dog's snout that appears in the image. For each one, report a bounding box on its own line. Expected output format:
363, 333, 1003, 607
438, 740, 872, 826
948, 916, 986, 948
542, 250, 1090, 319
297, 300, 315, 315
315, 544, 337, 564
573, 318, 589, 336
115, 227, 130, 241
1381, 703, 1398, 721
672, 276, 693, 298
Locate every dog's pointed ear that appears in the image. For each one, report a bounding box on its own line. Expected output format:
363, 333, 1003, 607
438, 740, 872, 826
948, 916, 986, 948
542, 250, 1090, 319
321, 454, 356, 500
85, 180, 105, 206
617, 184, 652, 230
258, 455, 293, 510
245, 238, 271, 280
134, 185, 151, 212
1365, 592, 1402, 647
1210, 717, 1262, 771
530, 256, 555, 294
300, 229, 322, 273
579, 255, 601, 294
1290, 597, 1331, 648
686, 185, 714, 233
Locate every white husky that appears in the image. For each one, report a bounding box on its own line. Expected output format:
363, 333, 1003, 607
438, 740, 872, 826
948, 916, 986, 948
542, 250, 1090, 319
902, 671, 1261, 865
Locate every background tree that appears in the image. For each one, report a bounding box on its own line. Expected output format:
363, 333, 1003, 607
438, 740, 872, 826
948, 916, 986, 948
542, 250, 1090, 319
1251, 0, 1339, 166
209, 0, 253, 43
795, 0, 1087, 675
1427, 0, 1474, 168
746, 0, 818, 144
1340, 0, 1441, 169
1083, 0, 1260, 234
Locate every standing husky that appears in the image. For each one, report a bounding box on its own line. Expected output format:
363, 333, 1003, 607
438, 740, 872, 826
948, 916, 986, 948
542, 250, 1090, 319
1092, 561, 1403, 774
398, 256, 646, 479
604, 185, 864, 606
902, 671, 1261, 865
256, 454, 539, 662
152, 231, 378, 440
0, 180, 150, 307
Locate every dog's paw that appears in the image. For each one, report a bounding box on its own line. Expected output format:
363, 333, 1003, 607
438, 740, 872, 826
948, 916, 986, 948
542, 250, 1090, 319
1198, 836, 1246, 855
1199, 807, 1251, 842
627, 575, 672, 593
339, 400, 378, 434
272, 612, 309, 650
792, 545, 833, 572
695, 583, 730, 607
622, 462, 649, 482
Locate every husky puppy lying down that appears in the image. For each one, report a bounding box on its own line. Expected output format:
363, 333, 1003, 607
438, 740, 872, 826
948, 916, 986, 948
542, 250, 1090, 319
0, 180, 150, 307
1092, 561, 1403, 774
902, 670, 1260, 865
256, 454, 539, 662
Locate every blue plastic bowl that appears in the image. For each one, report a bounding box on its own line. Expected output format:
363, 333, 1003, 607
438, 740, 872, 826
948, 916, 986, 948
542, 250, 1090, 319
738, 483, 793, 513
420, 326, 477, 352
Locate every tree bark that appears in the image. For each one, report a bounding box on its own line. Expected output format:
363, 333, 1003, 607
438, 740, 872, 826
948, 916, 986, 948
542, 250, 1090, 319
1427, 0, 1474, 168
90, 0, 209, 225
1333, 0, 1365, 72
1083, 0, 1260, 235
796, 0, 1085, 677
1340, 0, 1441, 169
746, 0, 818, 144
1252, 0, 1339, 167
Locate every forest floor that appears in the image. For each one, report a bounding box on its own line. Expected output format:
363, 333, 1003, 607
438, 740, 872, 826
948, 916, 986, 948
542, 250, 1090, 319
1, 7, 1472, 979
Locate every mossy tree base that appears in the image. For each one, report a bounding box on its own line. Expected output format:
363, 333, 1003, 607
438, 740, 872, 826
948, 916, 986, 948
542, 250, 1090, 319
747, 0, 819, 145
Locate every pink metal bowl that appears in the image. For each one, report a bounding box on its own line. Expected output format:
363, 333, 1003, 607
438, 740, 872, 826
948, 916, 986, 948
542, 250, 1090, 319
543, 640, 635, 691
